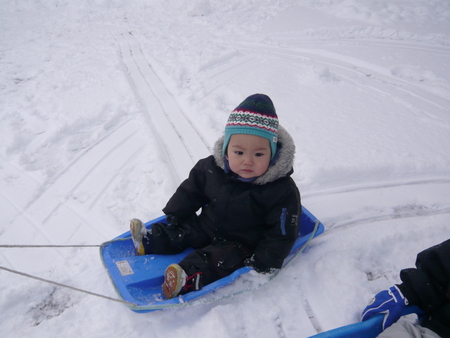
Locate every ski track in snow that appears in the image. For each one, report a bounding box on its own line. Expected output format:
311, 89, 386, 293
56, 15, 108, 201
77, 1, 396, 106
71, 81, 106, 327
326, 200, 450, 231
1, 30, 212, 248
1, 118, 143, 251
114, 30, 210, 183
236, 40, 450, 127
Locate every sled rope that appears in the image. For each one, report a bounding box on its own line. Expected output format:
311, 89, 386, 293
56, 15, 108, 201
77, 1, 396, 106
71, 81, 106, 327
0, 265, 136, 307
284, 219, 320, 267
0, 220, 320, 311
0, 237, 130, 248
0, 242, 136, 306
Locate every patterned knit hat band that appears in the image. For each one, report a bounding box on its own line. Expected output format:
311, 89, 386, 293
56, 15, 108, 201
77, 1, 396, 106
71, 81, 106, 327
225, 110, 279, 135
223, 94, 279, 160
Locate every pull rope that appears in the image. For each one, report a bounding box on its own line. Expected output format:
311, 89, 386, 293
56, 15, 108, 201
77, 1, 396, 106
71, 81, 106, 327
0, 242, 135, 306
0, 220, 321, 311
0, 265, 136, 307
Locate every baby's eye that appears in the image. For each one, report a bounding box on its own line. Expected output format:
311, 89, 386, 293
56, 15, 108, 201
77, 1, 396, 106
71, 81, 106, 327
255, 153, 265, 157
234, 151, 243, 155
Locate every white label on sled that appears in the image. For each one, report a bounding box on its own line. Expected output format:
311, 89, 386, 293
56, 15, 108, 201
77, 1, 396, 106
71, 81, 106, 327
116, 260, 134, 276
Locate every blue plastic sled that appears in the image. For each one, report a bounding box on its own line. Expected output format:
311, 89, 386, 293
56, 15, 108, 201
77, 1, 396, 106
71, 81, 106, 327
100, 206, 324, 313
308, 305, 423, 338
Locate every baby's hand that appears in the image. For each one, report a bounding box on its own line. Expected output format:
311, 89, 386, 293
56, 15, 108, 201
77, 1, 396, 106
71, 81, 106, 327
165, 214, 179, 227
244, 255, 275, 274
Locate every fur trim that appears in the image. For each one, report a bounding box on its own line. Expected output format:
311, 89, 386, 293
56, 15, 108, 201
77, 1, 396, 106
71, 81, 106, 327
213, 125, 295, 185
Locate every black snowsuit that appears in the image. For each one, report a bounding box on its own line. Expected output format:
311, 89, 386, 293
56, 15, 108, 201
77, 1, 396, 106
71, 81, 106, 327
151, 125, 301, 288
397, 239, 450, 338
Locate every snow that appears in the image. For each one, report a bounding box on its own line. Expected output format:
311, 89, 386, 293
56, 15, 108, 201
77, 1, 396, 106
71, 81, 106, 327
0, 0, 449, 336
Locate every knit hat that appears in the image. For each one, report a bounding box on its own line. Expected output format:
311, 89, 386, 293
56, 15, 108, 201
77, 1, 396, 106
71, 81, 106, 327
223, 94, 279, 160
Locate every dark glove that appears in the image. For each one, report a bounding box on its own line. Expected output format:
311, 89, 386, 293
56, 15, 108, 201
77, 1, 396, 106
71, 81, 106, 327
361, 285, 408, 330
165, 214, 179, 227
244, 255, 275, 274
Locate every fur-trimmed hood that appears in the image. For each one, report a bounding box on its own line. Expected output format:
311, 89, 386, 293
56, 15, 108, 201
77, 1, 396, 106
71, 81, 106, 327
213, 125, 296, 185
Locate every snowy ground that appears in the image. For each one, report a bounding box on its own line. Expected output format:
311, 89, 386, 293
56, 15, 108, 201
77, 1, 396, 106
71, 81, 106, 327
1, 0, 449, 337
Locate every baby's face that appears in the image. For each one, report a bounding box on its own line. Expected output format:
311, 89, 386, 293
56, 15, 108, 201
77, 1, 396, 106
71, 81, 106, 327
226, 134, 271, 179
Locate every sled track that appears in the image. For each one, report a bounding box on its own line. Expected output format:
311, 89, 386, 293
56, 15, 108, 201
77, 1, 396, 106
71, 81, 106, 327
328, 205, 450, 230
303, 176, 450, 199
265, 36, 450, 56
304, 178, 450, 231
204, 38, 450, 129
114, 30, 210, 184
236, 42, 450, 127
1, 119, 145, 247
199, 54, 261, 100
